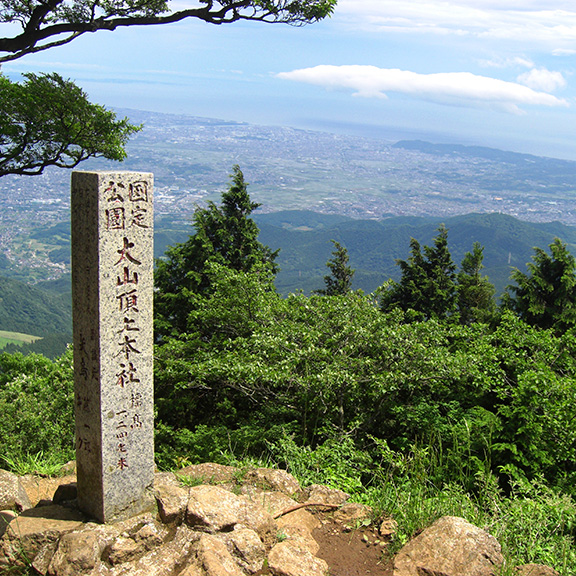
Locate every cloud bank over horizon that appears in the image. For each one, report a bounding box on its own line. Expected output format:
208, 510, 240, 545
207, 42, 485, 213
278, 65, 569, 114
337, 0, 576, 47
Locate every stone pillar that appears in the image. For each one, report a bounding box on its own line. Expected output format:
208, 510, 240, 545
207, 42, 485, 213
71, 171, 155, 523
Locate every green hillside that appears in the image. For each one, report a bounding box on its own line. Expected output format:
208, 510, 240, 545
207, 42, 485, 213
254, 211, 576, 296
0, 211, 573, 349
0, 275, 72, 337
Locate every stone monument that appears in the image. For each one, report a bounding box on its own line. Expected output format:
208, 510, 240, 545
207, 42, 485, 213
71, 171, 155, 522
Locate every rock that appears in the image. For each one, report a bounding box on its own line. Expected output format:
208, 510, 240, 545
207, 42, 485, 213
333, 502, 372, 525
46, 530, 101, 576
268, 539, 329, 576
393, 516, 503, 576
277, 508, 320, 534
186, 485, 276, 542
196, 533, 244, 576
304, 484, 349, 508
0, 505, 85, 571
226, 527, 266, 573
178, 463, 239, 484
53, 483, 77, 505
0, 510, 16, 538
0, 468, 31, 511
244, 468, 301, 496
258, 491, 298, 518
279, 525, 319, 555
107, 535, 143, 565
379, 518, 398, 538
516, 565, 559, 576
105, 514, 167, 565
154, 481, 189, 524
20, 475, 77, 508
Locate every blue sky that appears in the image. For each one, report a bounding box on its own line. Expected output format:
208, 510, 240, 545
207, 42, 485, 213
3, 0, 576, 159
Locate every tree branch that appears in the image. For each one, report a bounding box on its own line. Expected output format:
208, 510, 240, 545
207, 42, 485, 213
0, 0, 336, 62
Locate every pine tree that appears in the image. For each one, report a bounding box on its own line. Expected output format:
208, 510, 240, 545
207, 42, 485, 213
315, 240, 355, 296
457, 242, 496, 324
504, 238, 576, 332
381, 225, 457, 320
155, 165, 278, 338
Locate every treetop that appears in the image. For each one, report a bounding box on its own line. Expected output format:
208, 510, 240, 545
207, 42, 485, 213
0, 0, 338, 62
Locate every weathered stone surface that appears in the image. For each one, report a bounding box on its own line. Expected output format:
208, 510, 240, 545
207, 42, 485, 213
304, 484, 349, 507
179, 463, 239, 484
20, 475, 77, 508
277, 508, 321, 534
0, 505, 84, 571
226, 527, 266, 574
104, 514, 166, 566
378, 517, 398, 538
393, 516, 503, 576
53, 483, 78, 505
154, 481, 189, 524
516, 564, 559, 576
245, 468, 301, 496
196, 533, 244, 576
333, 502, 372, 525
268, 539, 329, 576
71, 170, 155, 523
0, 510, 16, 538
279, 525, 319, 555
258, 491, 298, 518
47, 530, 101, 576
0, 468, 31, 511
186, 485, 276, 541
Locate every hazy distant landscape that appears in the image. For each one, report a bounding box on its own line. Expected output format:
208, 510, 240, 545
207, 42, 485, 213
1, 109, 576, 287
1, 109, 576, 356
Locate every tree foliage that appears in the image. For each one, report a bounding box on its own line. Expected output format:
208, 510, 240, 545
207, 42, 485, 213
0, 72, 140, 177
0, 349, 74, 464
0, 0, 337, 63
504, 238, 576, 332
457, 242, 496, 324
315, 240, 355, 296
154, 165, 278, 338
380, 225, 457, 319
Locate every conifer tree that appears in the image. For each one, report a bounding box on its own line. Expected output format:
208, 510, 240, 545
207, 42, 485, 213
457, 242, 496, 324
155, 165, 278, 338
315, 240, 355, 296
504, 238, 576, 333
381, 225, 457, 320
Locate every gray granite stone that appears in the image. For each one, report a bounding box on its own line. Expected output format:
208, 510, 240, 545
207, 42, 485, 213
71, 171, 154, 523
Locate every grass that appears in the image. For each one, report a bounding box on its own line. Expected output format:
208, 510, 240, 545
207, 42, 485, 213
1, 451, 69, 477
0, 331, 41, 350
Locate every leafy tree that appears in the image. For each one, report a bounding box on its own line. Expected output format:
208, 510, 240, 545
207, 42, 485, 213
457, 242, 496, 324
381, 225, 457, 319
0, 1, 336, 177
0, 72, 140, 177
0, 349, 74, 465
315, 240, 355, 295
503, 238, 576, 333
155, 165, 279, 338
0, 0, 337, 63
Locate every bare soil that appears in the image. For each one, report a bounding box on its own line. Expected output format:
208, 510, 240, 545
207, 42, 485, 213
313, 512, 394, 576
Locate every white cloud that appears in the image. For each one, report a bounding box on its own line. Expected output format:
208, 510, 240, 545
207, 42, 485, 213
517, 68, 566, 92
336, 0, 576, 47
479, 57, 534, 69
277, 65, 568, 113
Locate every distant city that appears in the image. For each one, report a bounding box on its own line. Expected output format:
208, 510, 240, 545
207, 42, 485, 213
1, 109, 576, 283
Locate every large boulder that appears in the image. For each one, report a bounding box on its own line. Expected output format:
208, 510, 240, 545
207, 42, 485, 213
394, 515, 503, 576
186, 484, 276, 542
0, 469, 31, 512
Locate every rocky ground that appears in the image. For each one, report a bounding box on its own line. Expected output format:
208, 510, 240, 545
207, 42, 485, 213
0, 463, 560, 576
